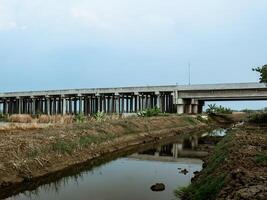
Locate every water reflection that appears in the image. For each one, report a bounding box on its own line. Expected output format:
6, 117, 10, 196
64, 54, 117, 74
6, 129, 227, 200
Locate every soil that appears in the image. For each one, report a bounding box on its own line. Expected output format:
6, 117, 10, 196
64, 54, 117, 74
0, 115, 209, 199
217, 125, 267, 200
186, 124, 267, 200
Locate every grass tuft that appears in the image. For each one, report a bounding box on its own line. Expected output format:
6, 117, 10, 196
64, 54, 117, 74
255, 153, 267, 164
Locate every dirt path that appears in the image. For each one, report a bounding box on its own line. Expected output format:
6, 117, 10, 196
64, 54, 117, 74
0, 116, 210, 199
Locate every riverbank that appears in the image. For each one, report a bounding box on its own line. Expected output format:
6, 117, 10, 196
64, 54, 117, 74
177, 124, 267, 200
0, 115, 216, 198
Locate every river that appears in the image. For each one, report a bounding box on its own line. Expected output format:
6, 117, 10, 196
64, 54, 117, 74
6, 128, 227, 200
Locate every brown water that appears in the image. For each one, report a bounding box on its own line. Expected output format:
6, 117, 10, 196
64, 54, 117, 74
6, 129, 227, 200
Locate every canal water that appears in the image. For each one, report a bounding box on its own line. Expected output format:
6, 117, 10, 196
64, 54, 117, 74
6, 129, 227, 200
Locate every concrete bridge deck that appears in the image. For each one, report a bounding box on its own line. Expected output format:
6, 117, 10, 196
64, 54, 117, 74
0, 82, 266, 115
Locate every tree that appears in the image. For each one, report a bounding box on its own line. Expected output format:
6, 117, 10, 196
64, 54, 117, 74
252, 65, 267, 83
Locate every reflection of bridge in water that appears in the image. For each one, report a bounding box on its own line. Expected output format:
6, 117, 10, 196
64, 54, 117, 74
130, 135, 208, 162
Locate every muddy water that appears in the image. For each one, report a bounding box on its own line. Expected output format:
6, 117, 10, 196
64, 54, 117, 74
6, 129, 226, 200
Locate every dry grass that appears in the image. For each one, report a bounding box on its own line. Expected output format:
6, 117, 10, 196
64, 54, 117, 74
38, 115, 74, 124
0, 122, 50, 131
8, 114, 34, 123
6, 114, 74, 124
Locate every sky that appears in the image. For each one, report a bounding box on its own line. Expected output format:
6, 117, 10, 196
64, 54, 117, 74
0, 0, 267, 109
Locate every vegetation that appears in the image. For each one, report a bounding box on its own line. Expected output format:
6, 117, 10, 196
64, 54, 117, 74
175, 134, 231, 200
252, 64, 267, 83
206, 104, 232, 115
241, 109, 257, 113
74, 113, 86, 123
248, 112, 267, 124
0, 113, 7, 121
52, 133, 116, 154
137, 107, 161, 117
93, 111, 105, 122
255, 153, 267, 164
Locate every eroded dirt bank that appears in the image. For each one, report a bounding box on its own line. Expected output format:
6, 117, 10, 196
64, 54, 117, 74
0, 116, 212, 199
178, 124, 267, 200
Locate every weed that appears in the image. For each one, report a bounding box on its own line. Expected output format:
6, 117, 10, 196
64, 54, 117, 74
137, 107, 161, 117
255, 153, 267, 164
52, 133, 116, 154
74, 113, 86, 123
94, 111, 105, 122
52, 139, 78, 154
248, 112, 267, 124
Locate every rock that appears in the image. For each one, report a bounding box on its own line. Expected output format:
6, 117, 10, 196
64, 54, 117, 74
193, 171, 199, 175
150, 183, 165, 192
179, 169, 189, 175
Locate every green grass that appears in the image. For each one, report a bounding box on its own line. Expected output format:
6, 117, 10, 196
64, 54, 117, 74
175, 134, 232, 200
52, 133, 116, 154
255, 153, 267, 164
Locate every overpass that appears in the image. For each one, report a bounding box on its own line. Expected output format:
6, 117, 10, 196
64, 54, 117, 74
0, 82, 266, 115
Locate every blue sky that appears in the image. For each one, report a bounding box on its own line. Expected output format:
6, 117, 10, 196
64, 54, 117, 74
0, 0, 267, 109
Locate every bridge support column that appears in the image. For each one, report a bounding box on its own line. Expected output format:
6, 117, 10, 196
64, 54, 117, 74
79, 96, 82, 114
32, 98, 36, 115
176, 99, 185, 114
62, 97, 66, 115
155, 92, 161, 109
192, 99, 199, 114
3, 100, 7, 114
46, 97, 50, 115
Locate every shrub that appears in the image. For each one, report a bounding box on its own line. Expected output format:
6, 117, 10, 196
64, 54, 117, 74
74, 113, 86, 123
206, 104, 232, 115
137, 107, 161, 117
248, 112, 267, 124
94, 111, 105, 122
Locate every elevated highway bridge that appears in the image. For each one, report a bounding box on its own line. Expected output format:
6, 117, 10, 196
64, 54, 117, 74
0, 82, 266, 115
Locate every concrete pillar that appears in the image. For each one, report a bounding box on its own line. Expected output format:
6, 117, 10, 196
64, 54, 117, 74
156, 92, 161, 109
177, 98, 184, 114
97, 95, 101, 112
3, 100, 6, 114
191, 99, 199, 114
136, 95, 140, 112
79, 96, 82, 114
62, 97, 66, 115
73, 97, 77, 114
16, 98, 21, 114
32, 98, 36, 115
121, 95, 125, 113
84, 97, 88, 115
118, 95, 121, 113
46, 98, 50, 115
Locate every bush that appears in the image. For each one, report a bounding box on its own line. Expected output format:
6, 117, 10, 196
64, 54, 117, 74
137, 107, 161, 117
248, 112, 267, 124
94, 111, 105, 122
206, 104, 232, 115
74, 113, 86, 123
0, 113, 7, 121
